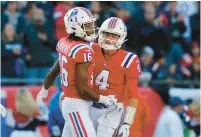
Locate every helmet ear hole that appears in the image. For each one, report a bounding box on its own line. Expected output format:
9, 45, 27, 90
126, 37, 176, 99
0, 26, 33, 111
81, 24, 84, 29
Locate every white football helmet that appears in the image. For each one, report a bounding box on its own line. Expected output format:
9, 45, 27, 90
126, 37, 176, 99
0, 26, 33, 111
64, 7, 97, 41
98, 17, 127, 50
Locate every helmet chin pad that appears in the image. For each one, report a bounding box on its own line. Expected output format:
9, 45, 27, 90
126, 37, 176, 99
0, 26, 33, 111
98, 36, 127, 50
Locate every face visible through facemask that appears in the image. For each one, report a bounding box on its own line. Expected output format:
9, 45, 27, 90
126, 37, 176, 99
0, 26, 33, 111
83, 22, 95, 36
102, 32, 120, 50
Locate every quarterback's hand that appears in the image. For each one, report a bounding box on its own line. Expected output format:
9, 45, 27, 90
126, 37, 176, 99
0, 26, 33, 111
0, 104, 7, 117
118, 124, 130, 137
36, 87, 48, 106
98, 95, 118, 108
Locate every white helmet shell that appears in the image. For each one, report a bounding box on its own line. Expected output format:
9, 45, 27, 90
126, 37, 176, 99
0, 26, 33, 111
64, 7, 97, 41
98, 17, 127, 50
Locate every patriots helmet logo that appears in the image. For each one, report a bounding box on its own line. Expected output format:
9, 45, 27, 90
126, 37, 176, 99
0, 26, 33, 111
70, 9, 78, 17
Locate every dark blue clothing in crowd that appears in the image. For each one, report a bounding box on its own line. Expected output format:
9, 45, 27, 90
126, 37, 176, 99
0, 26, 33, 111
24, 21, 56, 83
141, 61, 154, 73
24, 22, 55, 67
152, 63, 169, 80
167, 71, 183, 81
1, 40, 27, 78
1, 10, 25, 35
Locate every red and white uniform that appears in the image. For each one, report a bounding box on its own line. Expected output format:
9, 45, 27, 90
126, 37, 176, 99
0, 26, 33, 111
89, 42, 142, 137
57, 37, 96, 137
57, 37, 94, 98
90, 42, 141, 101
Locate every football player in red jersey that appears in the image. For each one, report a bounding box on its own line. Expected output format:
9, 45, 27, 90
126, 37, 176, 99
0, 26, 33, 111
89, 17, 142, 137
36, 7, 118, 137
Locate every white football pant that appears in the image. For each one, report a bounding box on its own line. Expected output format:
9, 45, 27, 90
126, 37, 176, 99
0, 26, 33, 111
89, 103, 124, 137
61, 97, 96, 137
10, 130, 36, 137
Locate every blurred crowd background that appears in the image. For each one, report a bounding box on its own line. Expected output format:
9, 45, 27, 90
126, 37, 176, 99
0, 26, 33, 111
1, 1, 200, 87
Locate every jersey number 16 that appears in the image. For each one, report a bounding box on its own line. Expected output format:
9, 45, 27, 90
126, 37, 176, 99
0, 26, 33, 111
59, 53, 68, 87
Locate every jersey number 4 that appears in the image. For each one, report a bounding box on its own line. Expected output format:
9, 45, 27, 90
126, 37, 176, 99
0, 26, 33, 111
95, 70, 110, 90
59, 53, 68, 87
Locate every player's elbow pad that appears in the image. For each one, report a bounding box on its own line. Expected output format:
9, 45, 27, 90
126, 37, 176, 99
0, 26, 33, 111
123, 106, 137, 125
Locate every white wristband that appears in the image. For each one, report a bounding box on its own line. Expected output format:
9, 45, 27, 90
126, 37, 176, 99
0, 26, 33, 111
42, 86, 48, 92
98, 95, 106, 104
123, 106, 137, 125
40, 86, 49, 97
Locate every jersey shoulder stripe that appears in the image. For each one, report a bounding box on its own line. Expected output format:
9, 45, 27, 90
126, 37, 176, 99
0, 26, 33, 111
121, 52, 137, 68
69, 44, 89, 58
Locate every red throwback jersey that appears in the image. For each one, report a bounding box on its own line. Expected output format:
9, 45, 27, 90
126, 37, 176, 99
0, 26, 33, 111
56, 37, 94, 99
90, 42, 142, 102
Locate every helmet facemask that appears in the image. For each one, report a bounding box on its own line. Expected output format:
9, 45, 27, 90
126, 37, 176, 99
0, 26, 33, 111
97, 17, 128, 50
98, 30, 127, 50
81, 20, 98, 41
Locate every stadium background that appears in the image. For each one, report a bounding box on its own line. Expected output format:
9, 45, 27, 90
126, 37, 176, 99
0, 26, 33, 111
1, 1, 200, 137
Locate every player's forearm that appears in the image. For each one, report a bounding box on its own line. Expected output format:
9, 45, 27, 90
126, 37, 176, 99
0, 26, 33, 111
123, 98, 138, 126
75, 62, 100, 102
43, 72, 58, 89
128, 98, 138, 108
124, 77, 139, 125
43, 59, 60, 90
76, 84, 99, 102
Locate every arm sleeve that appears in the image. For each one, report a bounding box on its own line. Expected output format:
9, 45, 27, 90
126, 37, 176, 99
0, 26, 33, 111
126, 55, 142, 99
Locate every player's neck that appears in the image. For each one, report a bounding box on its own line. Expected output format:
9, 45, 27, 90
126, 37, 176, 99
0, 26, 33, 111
67, 34, 86, 42
102, 49, 118, 59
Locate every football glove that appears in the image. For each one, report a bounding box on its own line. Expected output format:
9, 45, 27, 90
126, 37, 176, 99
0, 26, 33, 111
36, 86, 48, 106
98, 95, 118, 108
118, 124, 130, 137
0, 104, 7, 117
